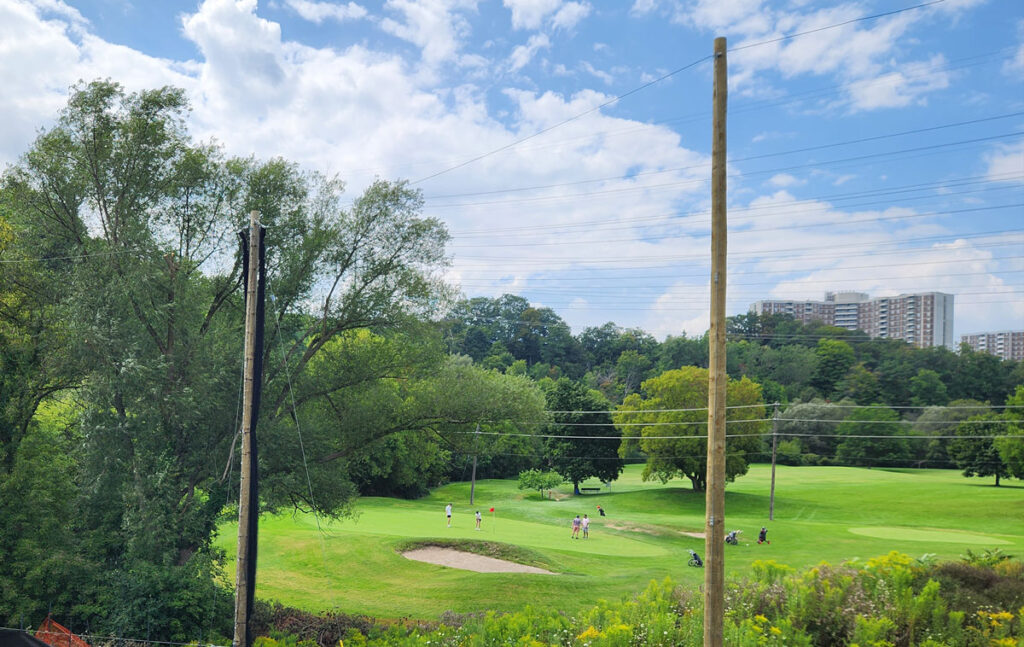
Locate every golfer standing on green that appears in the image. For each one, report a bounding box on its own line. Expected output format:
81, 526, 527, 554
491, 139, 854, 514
446, 503, 452, 528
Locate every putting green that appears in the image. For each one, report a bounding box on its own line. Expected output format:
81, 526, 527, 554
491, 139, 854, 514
848, 526, 1011, 544
313, 507, 670, 557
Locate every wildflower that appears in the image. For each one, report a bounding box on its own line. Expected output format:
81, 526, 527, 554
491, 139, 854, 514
769, 627, 782, 636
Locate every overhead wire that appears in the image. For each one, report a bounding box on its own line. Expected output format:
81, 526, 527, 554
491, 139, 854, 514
425, 111, 1024, 203
408, 0, 946, 186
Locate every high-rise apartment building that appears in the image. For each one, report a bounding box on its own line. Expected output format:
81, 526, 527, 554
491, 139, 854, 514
960, 331, 1024, 361
750, 291, 955, 348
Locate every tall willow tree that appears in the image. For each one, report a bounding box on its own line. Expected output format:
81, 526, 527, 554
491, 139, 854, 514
0, 81, 452, 634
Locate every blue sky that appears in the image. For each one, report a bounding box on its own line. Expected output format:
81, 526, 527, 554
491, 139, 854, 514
1, 0, 1022, 339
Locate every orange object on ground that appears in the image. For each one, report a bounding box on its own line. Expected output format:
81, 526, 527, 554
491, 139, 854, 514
35, 617, 89, 647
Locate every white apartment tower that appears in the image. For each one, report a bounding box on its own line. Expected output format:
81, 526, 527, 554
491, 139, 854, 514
960, 331, 1024, 361
751, 291, 955, 349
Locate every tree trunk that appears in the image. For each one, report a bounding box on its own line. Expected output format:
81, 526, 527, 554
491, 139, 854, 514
573, 481, 580, 495
689, 473, 706, 492
995, 473, 1000, 486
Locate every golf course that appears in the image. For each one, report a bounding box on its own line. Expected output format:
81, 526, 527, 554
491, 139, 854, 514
215, 464, 1024, 619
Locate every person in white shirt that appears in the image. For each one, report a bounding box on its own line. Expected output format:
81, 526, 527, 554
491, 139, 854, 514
581, 514, 590, 538
475, 510, 482, 530
445, 503, 452, 527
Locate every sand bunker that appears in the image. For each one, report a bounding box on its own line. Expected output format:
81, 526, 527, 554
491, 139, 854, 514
402, 547, 555, 574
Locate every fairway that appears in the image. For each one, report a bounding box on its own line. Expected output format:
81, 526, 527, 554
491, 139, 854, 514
215, 464, 1024, 619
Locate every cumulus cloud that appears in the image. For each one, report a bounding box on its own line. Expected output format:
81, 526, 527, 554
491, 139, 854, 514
509, 33, 550, 71
551, 2, 590, 30
681, 1, 964, 113
984, 139, 1024, 184
503, 0, 561, 30
285, 0, 368, 23
379, 0, 477, 67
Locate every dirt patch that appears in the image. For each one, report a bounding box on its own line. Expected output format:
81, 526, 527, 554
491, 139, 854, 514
605, 521, 705, 539
402, 547, 556, 574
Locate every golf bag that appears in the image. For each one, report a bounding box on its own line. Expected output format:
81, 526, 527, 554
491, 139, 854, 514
725, 530, 741, 545
687, 549, 703, 567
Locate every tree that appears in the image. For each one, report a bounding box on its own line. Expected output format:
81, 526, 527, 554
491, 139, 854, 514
543, 379, 625, 495
811, 338, 856, 398
837, 363, 882, 404
517, 469, 564, 499
910, 369, 949, 406
776, 400, 850, 464
995, 385, 1024, 479
614, 367, 767, 492
0, 80, 453, 634
835, 406, 910, 467
912, 399, 989, 467
948, 414, 1011, 486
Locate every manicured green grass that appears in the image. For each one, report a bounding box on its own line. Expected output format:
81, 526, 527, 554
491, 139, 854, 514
214, 464, 1024, 619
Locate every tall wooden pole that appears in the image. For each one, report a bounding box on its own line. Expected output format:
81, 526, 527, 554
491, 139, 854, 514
769, 402, 779, 521
469, 423, 480, 505
233, 211, 261, 647
704, 36, 727, 647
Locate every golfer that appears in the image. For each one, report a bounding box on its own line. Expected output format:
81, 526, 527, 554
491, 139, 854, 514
571, 514, 581, 539
445, 503, 452, 527
475, 510, 482, 530
582, 514, 590, 538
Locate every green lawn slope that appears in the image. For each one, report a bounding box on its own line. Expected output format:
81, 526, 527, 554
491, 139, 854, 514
214, 464, 1024, 619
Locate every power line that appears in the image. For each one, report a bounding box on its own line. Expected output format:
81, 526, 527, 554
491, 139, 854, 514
449, 228, 1023, 263
410, 57, 712, 185
448, 202, 1023, 249
425, 131, 1023, 210
409, 1, 944, 186
447, 174, 1023, 238
425, 112, 1024, 203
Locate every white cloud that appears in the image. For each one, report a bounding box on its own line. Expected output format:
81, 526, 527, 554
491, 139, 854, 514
551, 1, 590, 30
767, 173, 803, 188
285, 0, 367, 23
1005, 20, 1024, 76
503, 0, 561, 30
0, 0, 194, 166
630, 0, 658, 16
581, 61, 612, 84
984, 139, 1024, 184
509, 33, 550, 71
686, 2, 966, 113
379, 0, 477, 67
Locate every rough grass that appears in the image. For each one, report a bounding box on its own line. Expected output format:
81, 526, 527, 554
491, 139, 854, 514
214, 464, 1024, 619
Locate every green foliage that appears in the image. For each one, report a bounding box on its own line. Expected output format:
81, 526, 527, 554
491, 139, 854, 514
948, 414, 1011, 485
835, 406, 910, 467
516, 469, 563, 498
812, 338, 856, 398
306, 554, 1024, 647
995, 386, 1024, 479
544, 379, 624, 492
615, 366, 767, 491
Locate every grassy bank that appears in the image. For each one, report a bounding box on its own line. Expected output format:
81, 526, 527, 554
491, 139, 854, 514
215, 464, 1024, 618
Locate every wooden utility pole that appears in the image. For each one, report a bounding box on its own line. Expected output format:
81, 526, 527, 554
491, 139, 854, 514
469, 423, 481, 505
769, 402, 779, 521
705, 36, 727, 647
233, 211, 261, 647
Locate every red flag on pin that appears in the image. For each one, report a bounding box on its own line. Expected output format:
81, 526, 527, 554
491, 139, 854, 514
489, 507, 495, 512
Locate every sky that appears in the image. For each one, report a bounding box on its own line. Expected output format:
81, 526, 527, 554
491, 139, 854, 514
1, 0, 1022, 340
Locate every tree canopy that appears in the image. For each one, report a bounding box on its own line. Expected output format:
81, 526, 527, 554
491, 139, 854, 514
614, 367, 768, 491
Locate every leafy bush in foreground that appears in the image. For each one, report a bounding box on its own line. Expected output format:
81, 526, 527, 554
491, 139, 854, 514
258, 552, 1024, 646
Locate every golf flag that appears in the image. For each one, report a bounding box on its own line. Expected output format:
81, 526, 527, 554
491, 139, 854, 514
489, 507, 494, 512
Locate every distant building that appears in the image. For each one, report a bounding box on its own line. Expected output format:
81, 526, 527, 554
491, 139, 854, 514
960, 331, 1024, 361
751, 291, 954, 349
